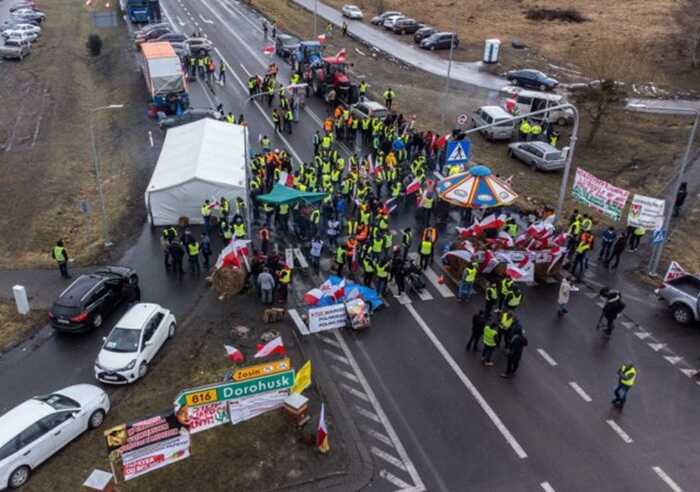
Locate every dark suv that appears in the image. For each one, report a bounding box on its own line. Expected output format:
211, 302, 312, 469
49, 267, 140, 333
414, 26, 436, 43
391, 18, 420, 35
419, 32, 459, 51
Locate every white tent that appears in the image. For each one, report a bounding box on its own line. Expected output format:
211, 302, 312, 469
145, 118, 248, 226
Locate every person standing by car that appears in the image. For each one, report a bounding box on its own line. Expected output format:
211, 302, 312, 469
383, 87, 396, 110
51, 239, 70, 278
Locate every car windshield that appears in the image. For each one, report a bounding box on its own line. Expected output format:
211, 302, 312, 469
546, 151, 563, 161
34, 393, 80, 410
104, 327, 141, 353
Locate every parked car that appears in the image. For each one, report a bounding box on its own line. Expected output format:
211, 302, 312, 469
154, 32, 187, 43
159, 107, 221, 129
95, 303, 176, 384
0, 38, 31, 59
414, 26, 436, 43
11, 9, 45, 23
471, 106, 514, 141
134, 22, 169, 37
507, 141, 566, 171
135, 26, 171, 46
8, 3, 40, 13
185, 37, 213, 56
2, 23, 40, 37
419, 32, 458, 50
655, 275, 700, 324
504, 69, 558, 91
49, 266, 140, 333
8, 15, 41, 27
350, 100, 389, 120
275, 33, 301, 60
501, 87, 574, 125
0, 385, 110, 489
341, 4, 363, 19
4, 30, 36, 44
170, 41, 189, 58
370, 11, 401, 25
392, 18, 420, 35
382, 15, 405, 30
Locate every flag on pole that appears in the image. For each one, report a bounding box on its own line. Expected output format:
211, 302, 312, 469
263, 45, 275, 55
506, 257, 534, 282
317, 403, 330, 453
291, 361, 312, 394
254, 336, 286, 358
664, 261, 687, 282
405, 178, 421, 195
224, 345, 244, 364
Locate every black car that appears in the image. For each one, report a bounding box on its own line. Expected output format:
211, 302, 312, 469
159, 107, 221, 130
414, 26, 436, 43
419, 32, 459, 51
504, 69, 559, 91
370, 11, 402, 25
49, 267, 140, 333
391, 18, 420, 35
275, 34, 301, 60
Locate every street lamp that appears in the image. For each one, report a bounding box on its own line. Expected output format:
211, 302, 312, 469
89, 104, 124, 247
628, 104, 700, 276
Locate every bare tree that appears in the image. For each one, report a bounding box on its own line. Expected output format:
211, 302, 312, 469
674, 0, 700, 68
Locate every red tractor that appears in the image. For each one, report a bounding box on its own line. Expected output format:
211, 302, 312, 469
295, 43, 359, 105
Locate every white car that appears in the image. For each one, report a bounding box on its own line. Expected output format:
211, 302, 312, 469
341, 4, 363, 19
0, 385, 110, 489
94, 303, 176, 384
4, 30, 37, 43
2, 24, 40, 38
383, 15, 405, 30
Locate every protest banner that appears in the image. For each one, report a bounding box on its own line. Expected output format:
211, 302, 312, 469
308, 304, 347, 333
228, 390, 289, 425
627, 193, 665, 229
185, 401, 230, 434
664, 261, 688, 282
571, 168, 629, 221
122, 431, 191, 481
104, 413, 184, 455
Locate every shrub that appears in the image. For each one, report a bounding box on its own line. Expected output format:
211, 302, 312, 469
525, 7, 588, 23
86, 33, 103, 56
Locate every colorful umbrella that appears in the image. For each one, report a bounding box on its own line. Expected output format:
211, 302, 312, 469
436, 165, 517, 208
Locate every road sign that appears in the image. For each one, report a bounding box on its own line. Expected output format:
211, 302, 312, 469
175, 370, 295, 408
445, 140, 471, 165
232, 358, 291, 381
652, 228, 666, 244
456, 113, 468, 127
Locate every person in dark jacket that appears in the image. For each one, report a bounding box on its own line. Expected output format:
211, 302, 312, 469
168, 239, 185, 275
598, 226, 616, 260
603, 232, 627, 271
598, 288, 625, 336
673, 182, 688, 217
466, 310, 486, 352
502, 325, 528, 378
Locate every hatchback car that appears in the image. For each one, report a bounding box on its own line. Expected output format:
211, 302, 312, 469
508, 141, 566, 171
392, 18, 420, 35
11, 9, 44, 23
341, 4, 363, 19
2, 23, 40, 37
275, 33, 301, 60
414, 26, 436, 43
49, 266, 140, 333
95, 303, 176, 384
186, 37, 213, 56
0, 38, 31, 59
159, 107, 221, 129
4, 30, 37, 43
504, 69, 558, 91
0, 385, 110, 489
382, 15, 405, 30
154, 32, 187, 43
420, 32, 459, 50
350, 100, 389, 120
370, 11, 401, 25
135, 26, 171, 46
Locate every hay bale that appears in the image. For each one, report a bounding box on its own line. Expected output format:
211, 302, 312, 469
211, 265, 248, 299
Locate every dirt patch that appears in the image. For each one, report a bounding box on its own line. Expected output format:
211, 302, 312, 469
0, 0, 154, 270
27, 292, 348, 490
0, 300, 46, 354
525, 7, 588, 23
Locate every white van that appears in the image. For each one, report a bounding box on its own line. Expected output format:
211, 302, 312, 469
471, 105, 514, 141
502, 88, 574, 126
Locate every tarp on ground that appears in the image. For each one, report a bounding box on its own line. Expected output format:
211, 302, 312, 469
303, 276, 383, 312
145, 119, 248, 226
256, 184, 326, 206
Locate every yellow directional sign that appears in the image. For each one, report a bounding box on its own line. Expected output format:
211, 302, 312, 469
233, 357, 291, 381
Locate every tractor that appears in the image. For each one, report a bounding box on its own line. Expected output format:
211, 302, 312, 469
293, 42, 359, 106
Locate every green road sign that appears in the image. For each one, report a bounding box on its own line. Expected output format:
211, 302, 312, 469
175, 370, 295, 408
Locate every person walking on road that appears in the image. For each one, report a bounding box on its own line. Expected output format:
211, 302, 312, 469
481, 322, 498, 366
341, 20, 348, 36
219, 60, 226, 85
418, 236, 433, 270
603, 232, 627, 271
598, 287, 625, 336
466, 310, 486, 352
612, 363, 637, 409
557, 276, 578, 317
309, 237, 323, 274
51, 240, 70, 278
169, 239, 185, 275
502, 326, 528, 378
484, 282, 498, 316
200, 233, 212, 270
383, 88, 396, 110
598, 226, 616, 261
262, 20, 268, 40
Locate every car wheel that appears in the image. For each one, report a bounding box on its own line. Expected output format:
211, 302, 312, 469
93, 313, 103, 328
88, 409, 106, 429
139, 361, 149, 378
168, 323, 176, 338
539, 84, 547, 91
9, 466, 30, 489
672, 304, 692, 324
557, 117, 567, 126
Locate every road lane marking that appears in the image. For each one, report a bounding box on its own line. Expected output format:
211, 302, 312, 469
354, 404, 382, 424
664, 355, 682, 365
405, 303, 528, 459
200, 0, 268, 65
239, 63, 251, 76
634, 331, 651, 339
340, 382, 370, 402
424, 266, 455, 298
388, 284, 412, 304
288, 308, 309, 335
176, 15, 185, 26
361, 426, 394, 447
293, 248, 309, 268
606, 420, 633, 444
199, 13, 214, 24
319, 335, 341, 348
680, 368, 698, 378
648, 343, 666, 352
540, 482, 556, 492
148, 130, 154, 147
652, 466, 683, 492
568, 382, 592, 402
371, 446, 408, 471
330, 364, 359, 382
323, 348, 350, 365
537, 348, 558, 367
379, 469, 413, 489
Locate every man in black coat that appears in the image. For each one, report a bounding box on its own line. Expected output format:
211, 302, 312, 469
502, 325, 528, 378
466, 310, 487, 352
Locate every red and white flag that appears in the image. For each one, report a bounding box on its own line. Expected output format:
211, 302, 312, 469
254, 336, 286, 359
664, 261, 687, 282
320, 279, 345, 300
405, 178, 421, 195
496, 230, 515, 248
480, 213, 507, 231
278, 171, 295, 187
317, 34, 326, 43
224, 345, 244, 364
506, 257, 534, 282
317, 403, 330, 453
263, 45, 275, 55
304, 288, 325, 306
215, 242, 241, 269
481, 249, 500, 273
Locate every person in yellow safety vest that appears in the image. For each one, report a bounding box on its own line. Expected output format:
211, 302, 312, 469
401, 227, 412, 260
383, 231, 392, 250
359, 80, 368, 98
481, 323, 498, 366
310, 208, 320, 235
277, 266, 292, 303
359, 207, 371, 225
498, 310, 515, 348
201, 200, 213, 232
391, 181, 401, 199
346, 217, 358, 236
335, 245, 347, 276
519, 119, 531, 141
612, 363, 637, 408
284, 109, 294, 135
506, 287, 523, 310
378, 215, 389, 230
571, 233, 594, 280
530, 122, 542, 140
341, 179, 352, 196
187, 240, 201, 274
630, 226, 646, 252
419, 238, 433, 270
226, 112, 235, 124
458, 263, 478, 301
581, 215, 593, 232
499, 277, 513, 310
219, 197, 230, 223
331, 168, 341, 185
506, 219, 518, 237
277, 203, 290, 233
290, 72, 300, 86
371, 234, 384, 255
374, 258, 390, 296
484, 282, 498, 315
549, 130, 559, 147
247, 76, 257, 96
567, 217, 582, 237
321, 159, 332, 174
362, 256, 374, 285
421, 193, 434, 228
221, 222, 233, 243
233, 220, 246, 239
51, 240, 70, 278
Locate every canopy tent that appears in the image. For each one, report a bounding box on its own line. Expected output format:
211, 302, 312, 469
256, 184, 326, 205
145, 119, 248, 226
437, 165, 518, 208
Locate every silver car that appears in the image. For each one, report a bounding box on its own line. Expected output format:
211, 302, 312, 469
350, 100, 389, 120
341, 4, 363, 19
507, 141, 566, 171
655, 275, 700, 324
0, 38, 31, 59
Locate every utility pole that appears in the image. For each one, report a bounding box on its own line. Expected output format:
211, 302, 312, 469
440, 22, 457, 128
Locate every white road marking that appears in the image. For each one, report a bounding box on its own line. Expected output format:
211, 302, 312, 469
288, 308, 309, 335
284, 247, 294, 268
680, 368, 698, 378
540, 482, 556, 492
293, 248, 309, 268
323, 348, 350, 365
148, 130, 154, 147
330, 364, 359, 382
648, 343, 666, 352
176, 15, 185, 26
361, 426, 394, 447
319, 335, 341, 348
340, 382, 370, 402
388, 284, 412, 304
664, 355, 682, 365
634, 331, 651, 339
606, 420, 633, 444
353, 404, 382, 424
568, 382, 592, 402
201, 0, 268, 65
424, 266, 455, 297
379, 469, 413, 489
239, 62, 251, 76
405, 303, 528, 459
416, 285, 434, 301
652, 466, 683, 492
371, 446, 408, 471
537, 348, 558, 367
621, 320, 635, 329
584, 291, 597, 299
199, 13, 214, 24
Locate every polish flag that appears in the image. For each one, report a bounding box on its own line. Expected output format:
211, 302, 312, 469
479, 213, 507, 231
381, 198, 397, 215
506, 257, 534, 282
263, 45, 275, 55
481, 249, 500, 273
224, 345, 244, 364
443, 249, 474, 262
215, 242, 241, 269
527, 222, 554, 241
320, 279, 345, 300
334, 49, 347, 63
304, 288, 325, 305
231, 239, 251, 257
254, 336, 286, 359
317, 403, 330, 453
405, 178, 421, 195
496, 230, 514, 248
277, 171, 295, 187
550, 233, 568, 247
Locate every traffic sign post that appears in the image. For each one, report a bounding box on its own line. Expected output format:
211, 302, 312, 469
445, 140, 471, 165
456, 113, 468, 128
652, 229, 666, 245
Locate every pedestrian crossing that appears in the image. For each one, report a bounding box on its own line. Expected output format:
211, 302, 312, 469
383, 264, 459, 306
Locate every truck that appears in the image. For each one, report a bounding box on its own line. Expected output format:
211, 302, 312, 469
121, 0, 160, 23
655, 274, 700, 324
293, 42, 359, 106
140, 42, 189, 114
